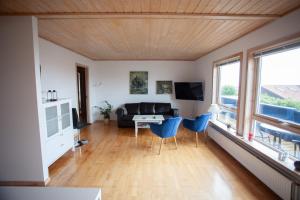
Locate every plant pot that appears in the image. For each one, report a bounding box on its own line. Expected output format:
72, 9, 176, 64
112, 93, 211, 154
104, 118, 110, 124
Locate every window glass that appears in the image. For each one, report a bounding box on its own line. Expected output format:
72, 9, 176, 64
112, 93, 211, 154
254, 121, 300, 159
257, 48, 300, 125
253, 45, 300, 160
217, 108, 237, 129
216, 60, 240, 129
219, 61, 240, 109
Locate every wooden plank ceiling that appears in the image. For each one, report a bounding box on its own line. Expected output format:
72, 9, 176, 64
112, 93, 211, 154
1, 0, 300, 60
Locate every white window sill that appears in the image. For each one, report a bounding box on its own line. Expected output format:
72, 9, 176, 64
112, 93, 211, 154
209, 120, 300, 182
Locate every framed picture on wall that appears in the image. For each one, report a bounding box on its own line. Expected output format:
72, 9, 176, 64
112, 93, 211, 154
129, 71, 148, 94
156, 81, 172, 94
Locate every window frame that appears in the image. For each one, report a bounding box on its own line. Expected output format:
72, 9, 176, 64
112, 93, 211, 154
248, 37, 300, 136
212, 52, 243, 134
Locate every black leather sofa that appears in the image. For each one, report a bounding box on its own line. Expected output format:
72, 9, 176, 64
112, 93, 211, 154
116, 102, 179, 128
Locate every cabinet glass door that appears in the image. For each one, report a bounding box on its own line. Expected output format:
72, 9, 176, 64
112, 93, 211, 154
45, 106, 59, 138
61, 102, 71, 130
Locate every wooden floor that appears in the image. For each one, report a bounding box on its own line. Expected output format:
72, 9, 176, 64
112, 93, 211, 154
48, 121, 280, 200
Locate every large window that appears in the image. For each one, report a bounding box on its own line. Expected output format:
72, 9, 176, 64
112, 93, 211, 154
251, 42, 300, 159
214, 55, 242, 130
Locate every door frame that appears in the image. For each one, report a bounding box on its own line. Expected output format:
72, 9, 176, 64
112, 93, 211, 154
75, 63, 90, 123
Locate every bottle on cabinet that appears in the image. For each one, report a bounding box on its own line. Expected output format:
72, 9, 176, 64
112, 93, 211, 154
46, 90, 58, 102
52, 90, 57, 101
47, 90, 52, 101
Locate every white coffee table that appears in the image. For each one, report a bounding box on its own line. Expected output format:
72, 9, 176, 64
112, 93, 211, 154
132, 115, 164, 137
0, 186, 101, 200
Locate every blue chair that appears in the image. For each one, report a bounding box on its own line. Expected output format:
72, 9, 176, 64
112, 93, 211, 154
182, 113, 211, 147
149, 117, 182, 155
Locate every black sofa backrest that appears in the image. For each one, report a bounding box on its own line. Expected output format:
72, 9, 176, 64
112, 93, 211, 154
155, 103, 171, 115
140, 102, 155, 114
124, 102, 171, 115
125, 103, 140, 115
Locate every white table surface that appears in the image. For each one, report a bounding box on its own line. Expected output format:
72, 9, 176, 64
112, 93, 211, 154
0, 186, 101, 200
132, 115, 164, 137
132, 115, 164, 121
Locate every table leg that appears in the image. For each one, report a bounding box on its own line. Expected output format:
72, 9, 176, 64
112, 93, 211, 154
278, 137, 281, 149
135, 121, 138, 137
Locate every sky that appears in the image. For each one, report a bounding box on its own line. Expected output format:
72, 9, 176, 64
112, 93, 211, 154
219, 62, 240, 89
261, 48, 300, 85
220, 47, 300, 86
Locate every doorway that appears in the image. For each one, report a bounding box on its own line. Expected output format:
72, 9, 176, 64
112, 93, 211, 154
76, 65, 88, 124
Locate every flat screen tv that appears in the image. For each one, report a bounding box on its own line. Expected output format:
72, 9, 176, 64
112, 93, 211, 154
174, 82, 204, 101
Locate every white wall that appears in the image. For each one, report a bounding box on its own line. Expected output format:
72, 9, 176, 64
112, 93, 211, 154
90, 61, 198, 121
0, 16, 48, 182
194, 8, 300, 130
39, 41, 200, 123
39, 38, 94, 122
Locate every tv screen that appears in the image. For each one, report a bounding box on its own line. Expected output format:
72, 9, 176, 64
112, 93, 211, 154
174, 82, 204, 101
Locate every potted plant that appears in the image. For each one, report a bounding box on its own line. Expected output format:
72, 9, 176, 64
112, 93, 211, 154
98, 101, 112, 124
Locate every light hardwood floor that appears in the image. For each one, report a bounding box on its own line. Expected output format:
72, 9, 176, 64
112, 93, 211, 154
48, 121, 280, 200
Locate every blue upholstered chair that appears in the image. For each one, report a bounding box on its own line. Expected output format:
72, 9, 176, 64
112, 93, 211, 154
183, 113, 212, 147
150, 117, 182, 154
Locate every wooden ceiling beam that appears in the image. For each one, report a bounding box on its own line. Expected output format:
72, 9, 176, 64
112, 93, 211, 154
3, 12, 280, 20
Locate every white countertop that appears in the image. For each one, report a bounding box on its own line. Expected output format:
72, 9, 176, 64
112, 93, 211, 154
0, 186, 101, 200
132, 115, 164, 121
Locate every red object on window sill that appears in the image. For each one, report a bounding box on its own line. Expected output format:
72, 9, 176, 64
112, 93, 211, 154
248, 132, 253, 141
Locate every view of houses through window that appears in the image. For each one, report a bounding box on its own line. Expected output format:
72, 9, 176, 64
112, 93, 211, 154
253, 46, 300, 159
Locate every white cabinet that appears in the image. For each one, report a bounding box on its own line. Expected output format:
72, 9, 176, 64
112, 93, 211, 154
43, 99, 74, 167
0, 186, 101, 200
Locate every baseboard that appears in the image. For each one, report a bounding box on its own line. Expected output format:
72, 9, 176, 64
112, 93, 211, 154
0, 177, 51, 187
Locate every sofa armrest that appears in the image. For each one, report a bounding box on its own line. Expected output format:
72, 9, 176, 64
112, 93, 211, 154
116, 107, 125, 117
170, 108, 179, 117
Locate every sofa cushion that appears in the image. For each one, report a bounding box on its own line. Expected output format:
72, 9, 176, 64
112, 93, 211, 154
155, 103, 171, 115
140, 102, 155, 114
121, 106, 127, 115
125, 103, 139, 115
121, 115, 134, 121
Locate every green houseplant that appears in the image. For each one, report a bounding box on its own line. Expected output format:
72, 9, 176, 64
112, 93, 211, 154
98, 101, 113, 123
